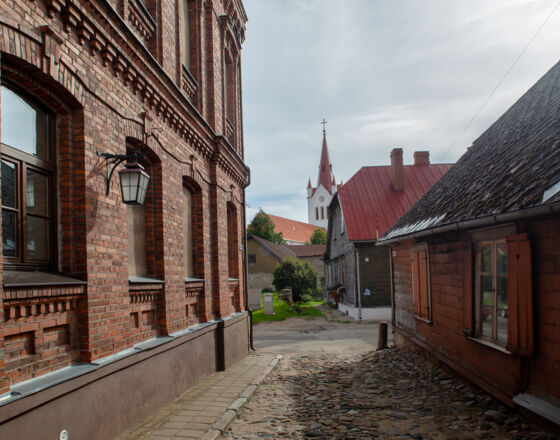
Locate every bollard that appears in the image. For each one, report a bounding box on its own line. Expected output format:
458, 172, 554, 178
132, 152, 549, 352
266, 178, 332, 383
377, 322, 388, 350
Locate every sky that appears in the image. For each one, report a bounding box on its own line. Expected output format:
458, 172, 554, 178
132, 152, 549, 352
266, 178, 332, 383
241, 0, 560, 224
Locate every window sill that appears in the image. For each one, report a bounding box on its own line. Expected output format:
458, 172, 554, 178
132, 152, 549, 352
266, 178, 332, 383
128, 276, 164, 284
414, 315, 432, 325
185, 277, 204, 283
3, 270, 86, 288
468, 336, 512, 355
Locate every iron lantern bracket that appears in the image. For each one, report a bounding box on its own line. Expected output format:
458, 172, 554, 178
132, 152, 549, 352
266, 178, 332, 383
97, 150, 143, 195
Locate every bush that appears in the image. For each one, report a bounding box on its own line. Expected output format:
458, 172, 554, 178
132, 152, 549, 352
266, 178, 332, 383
273, 257, 319, 302
300, 293, 314, 303
261, 287, 274, 293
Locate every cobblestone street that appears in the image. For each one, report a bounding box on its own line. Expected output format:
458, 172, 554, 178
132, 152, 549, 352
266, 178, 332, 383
222, 320, 558, 439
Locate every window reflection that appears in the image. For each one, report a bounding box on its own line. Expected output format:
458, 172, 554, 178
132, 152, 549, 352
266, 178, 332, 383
1, 86, 48, 160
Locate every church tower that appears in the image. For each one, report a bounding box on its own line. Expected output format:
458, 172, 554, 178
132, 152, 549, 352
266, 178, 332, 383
307, 120, 338, 228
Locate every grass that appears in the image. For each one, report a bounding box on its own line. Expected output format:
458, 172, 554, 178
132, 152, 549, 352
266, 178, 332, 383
252, 292, 325, 324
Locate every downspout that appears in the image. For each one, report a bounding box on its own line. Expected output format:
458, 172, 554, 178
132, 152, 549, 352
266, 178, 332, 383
355, 248, 362, 320
389, 247, 396, 327
242, 170, 254, 351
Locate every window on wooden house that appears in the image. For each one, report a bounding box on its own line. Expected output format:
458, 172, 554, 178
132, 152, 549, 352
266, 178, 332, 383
1, 84, 56, 270
248, 254, 256, 265
467, 227, 533, 355
475, 239, 508, 343
341, 256, 346, 284
411, 243, 431, 322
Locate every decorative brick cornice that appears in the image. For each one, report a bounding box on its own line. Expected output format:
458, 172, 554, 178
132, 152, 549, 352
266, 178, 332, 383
127, 0, 156, 44
213, 139, 249, 187
34, 0, 246, 173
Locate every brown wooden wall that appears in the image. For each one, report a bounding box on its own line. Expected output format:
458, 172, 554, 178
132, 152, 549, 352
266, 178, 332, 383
247, 239, 281, 275
391, 215, 560, 408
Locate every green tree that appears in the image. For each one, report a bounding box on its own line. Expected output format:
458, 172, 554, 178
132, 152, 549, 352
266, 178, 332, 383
309, 228, 327, 245
247, 209, 285, 244
273, 257, 319, 301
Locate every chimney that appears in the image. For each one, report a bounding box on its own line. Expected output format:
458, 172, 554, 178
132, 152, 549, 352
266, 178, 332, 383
414, 151, 430, 165
390, 148, 404, 191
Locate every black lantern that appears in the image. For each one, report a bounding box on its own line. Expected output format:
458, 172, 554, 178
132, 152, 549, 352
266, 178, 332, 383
97, 150, 150, 205
119, 162, 150, 205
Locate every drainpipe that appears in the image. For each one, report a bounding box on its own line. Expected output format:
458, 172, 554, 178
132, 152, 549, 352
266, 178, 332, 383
389, 247, 395, 328
242, 170, 254, 351
356, 248, 362, 320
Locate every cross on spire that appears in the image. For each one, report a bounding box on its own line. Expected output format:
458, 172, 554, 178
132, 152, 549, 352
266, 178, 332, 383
321, 118, 327, 135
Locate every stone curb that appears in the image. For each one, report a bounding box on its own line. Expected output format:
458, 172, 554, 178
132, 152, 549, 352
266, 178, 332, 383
202, 354, 283, 440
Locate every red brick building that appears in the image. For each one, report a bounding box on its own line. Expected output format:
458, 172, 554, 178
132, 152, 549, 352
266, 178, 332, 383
379, 62, 560, 428
0, 0, 249, 438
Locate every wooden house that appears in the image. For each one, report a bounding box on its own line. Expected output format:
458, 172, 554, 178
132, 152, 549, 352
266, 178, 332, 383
324, 149, 451, 320
378, 61, 560, 427
247, 235, 325, 293
247, 235, 295, 292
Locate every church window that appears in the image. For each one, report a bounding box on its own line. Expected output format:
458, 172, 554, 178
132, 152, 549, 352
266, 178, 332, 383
321, 206, 324, 220
315, 207, 319, 220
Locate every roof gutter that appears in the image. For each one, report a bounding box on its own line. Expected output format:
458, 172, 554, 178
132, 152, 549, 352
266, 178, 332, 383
377, 202, 560, 246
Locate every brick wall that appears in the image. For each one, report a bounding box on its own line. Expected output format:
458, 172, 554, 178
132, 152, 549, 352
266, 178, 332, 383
0, 0, 248, 391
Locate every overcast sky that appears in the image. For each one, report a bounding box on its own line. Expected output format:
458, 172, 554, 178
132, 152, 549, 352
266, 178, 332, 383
241, 0, 560, 224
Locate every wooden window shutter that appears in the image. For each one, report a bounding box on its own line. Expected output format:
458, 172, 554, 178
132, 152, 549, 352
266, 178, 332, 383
462, 243, 474, 336
418, 249, 429, 319
506, 233, 533, 356
412, 250, 421, 316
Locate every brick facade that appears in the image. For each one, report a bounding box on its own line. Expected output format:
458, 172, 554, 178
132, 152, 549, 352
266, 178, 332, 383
0, 0, 248, 400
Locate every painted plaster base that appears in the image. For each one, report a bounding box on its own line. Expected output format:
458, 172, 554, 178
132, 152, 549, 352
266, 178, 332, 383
0, 313, 250, 440
337, 303, 391, 321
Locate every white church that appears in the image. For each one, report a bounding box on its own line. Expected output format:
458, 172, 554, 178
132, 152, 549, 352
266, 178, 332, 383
307, 124, 340, 229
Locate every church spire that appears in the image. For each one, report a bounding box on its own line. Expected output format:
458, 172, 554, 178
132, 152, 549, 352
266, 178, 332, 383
317, 120, 335, 195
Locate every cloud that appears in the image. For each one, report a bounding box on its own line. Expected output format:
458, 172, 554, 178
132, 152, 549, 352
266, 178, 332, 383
242, 0, 560, 224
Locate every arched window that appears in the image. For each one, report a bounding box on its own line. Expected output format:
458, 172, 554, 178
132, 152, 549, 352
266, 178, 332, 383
183, 179, 202, 279
127, 143, 162, 279
1, 84, 55, 268
180, 0, 191, 69
315, 207, 319, 220
227, 202, 238, 278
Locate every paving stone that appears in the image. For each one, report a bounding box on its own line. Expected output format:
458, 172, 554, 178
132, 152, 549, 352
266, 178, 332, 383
221, 349, 558, 440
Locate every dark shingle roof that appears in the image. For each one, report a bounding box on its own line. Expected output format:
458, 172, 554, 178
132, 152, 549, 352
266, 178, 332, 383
249, 235, 295, 260
286, 244, 326, 257
382, 60, 560, 242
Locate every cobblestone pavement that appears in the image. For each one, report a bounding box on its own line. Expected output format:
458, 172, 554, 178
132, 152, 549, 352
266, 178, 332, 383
222, 349, 558, 440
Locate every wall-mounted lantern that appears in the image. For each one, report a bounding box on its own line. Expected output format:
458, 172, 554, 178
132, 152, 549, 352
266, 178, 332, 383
97, 150, 150, 205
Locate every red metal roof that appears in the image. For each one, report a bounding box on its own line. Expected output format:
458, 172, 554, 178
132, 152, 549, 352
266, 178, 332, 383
339, 163, 452, 241
268, 214, 325, 244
